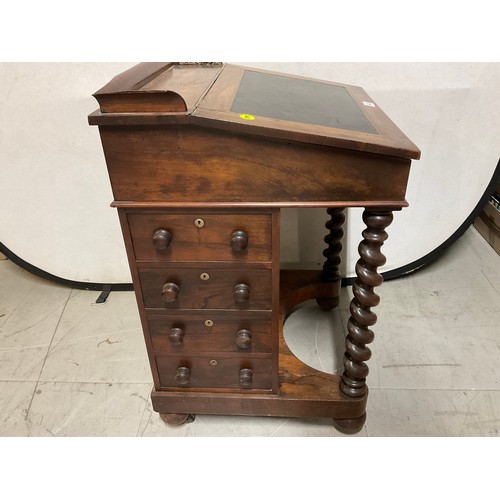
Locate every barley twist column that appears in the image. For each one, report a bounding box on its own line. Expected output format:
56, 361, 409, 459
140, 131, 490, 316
340, 209, 393, 398
316, 208, 346, 311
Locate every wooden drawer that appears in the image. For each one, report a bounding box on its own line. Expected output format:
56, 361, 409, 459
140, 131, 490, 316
138, 266, 272, 310
128, 211, 272, 262
148, 311, 272, 354
156, 355, 273, 390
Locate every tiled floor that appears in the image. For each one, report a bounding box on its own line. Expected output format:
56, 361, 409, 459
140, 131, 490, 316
1, 226, 499, 437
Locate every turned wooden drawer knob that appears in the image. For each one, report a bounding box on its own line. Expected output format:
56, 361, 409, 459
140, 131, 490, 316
153, 229, 172, 250
169, 327, 184, 345
234, 283, 251, 303
175, 366, 190, 385
235, 329, 252, 349
161, 282, 180, 302
230, 230, 249, 252
239, 368, 253, 387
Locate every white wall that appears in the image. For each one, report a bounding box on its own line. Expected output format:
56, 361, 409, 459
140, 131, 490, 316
0, 63, 132, 282
0, 62, 498, 284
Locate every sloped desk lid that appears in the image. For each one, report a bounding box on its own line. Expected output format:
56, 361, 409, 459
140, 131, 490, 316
90, 62, 420, 161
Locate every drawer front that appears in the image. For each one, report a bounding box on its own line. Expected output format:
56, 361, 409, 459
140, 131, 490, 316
128, 212, 272, 262
148, 312, 272, 354
156, 355, 273, 390
138, 267, 272, 310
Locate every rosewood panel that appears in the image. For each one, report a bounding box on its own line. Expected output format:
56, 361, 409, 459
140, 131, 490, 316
138, 266, 273, 310
147, 311, 272, 354
127, 211, 272, 263
98, 125, 411, 205
156, 355, 273, 390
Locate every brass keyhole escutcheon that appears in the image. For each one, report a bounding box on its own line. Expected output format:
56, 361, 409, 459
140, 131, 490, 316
200, 272, 210, 281
209, 359, 218, 366
194, 218, 205, 228
205, 319, 214, 327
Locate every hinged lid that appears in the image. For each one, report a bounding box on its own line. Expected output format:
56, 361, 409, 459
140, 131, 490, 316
90, 62, 420, 160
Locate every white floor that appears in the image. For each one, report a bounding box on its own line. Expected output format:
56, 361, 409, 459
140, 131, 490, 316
1, 226, 499, 437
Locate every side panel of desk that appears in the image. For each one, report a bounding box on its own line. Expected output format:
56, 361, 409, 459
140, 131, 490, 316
97, 124, 410, 207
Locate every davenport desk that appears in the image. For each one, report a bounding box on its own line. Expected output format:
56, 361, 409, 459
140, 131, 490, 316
89, 62, 420, 434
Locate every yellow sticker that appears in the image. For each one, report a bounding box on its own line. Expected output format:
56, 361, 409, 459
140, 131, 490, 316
239, 113, 255, 121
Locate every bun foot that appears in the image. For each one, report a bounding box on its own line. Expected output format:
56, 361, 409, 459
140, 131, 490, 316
160, 413, 196, 425
332, 412, 366, 434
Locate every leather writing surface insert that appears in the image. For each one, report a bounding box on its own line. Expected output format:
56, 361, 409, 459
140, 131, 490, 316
231, 70, 377, 134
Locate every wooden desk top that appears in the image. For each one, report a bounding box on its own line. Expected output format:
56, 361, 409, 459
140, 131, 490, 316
90, 62, 420, 161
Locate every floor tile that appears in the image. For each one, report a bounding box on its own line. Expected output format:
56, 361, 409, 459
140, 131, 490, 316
373, 322, 500, 390
376, 272, 500, 330
464, 227, 500, 286
283, 300, 345, 375
366, 388, 500, 437
26, 381, 153, 436
0, 262, 70, 381
139, 413, 292, 437
39, 290, 151, 384
0, 381, 38, 436
0, 260, 45, 324
367, 240, 500, 391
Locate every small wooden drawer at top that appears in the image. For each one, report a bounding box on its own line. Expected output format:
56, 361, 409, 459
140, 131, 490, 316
127, 211, 273, 262
138, 266, 273, 310
155, 355, 273, 391
148, 311, 273, 354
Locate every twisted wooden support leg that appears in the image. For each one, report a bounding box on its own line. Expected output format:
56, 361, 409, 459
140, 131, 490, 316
316, 208, 346, 311
340, 209, 393, 398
